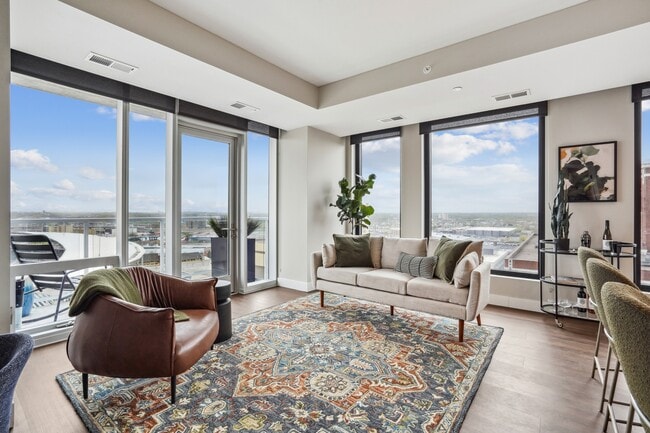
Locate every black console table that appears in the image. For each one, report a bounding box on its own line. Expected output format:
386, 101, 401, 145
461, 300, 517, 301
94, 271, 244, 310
214, 280, 232, 343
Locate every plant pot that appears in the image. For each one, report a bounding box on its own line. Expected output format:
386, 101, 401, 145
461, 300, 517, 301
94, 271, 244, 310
556, 238, 570, 251
210, 237, 256, 282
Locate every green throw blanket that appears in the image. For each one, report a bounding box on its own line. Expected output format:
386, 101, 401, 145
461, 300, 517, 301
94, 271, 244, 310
68, 268, 189, 322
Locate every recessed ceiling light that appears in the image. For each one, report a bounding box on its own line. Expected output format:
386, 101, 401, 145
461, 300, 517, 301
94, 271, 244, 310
423, 65, 432, 74
452, 86, 463, 92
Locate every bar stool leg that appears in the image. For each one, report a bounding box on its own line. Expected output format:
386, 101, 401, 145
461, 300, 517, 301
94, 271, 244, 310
600, 343, 613, 413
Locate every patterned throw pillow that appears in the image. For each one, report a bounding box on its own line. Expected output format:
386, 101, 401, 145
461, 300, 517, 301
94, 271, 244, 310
394, 252, 437, 279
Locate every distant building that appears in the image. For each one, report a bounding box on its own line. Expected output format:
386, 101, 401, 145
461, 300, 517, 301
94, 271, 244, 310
504, 233, 539, 272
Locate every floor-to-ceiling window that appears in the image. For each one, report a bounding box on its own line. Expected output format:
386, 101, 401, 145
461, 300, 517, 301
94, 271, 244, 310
247, 132, 276, 285
352, 128, 401, 236
8, 53, 280, 340
423, 103, 546, 277
10, 75, 118, 329
128, 104, 167, 272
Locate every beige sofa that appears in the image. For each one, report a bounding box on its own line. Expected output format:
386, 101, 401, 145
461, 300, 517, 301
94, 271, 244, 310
310, 237, 491, 342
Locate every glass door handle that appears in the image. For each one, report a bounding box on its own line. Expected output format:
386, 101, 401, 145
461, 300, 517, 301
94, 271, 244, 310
222, 226, 238, 239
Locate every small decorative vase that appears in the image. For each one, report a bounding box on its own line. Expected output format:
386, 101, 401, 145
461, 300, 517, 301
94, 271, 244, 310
580, 231, 591, 248
556, 238, 570, 251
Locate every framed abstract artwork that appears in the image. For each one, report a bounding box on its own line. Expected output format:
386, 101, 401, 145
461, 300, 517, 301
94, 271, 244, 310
558, 141, 616, 202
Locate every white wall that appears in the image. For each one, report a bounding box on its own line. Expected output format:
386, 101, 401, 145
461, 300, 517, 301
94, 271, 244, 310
0, 0, 10, 333
278, 126, 345, 290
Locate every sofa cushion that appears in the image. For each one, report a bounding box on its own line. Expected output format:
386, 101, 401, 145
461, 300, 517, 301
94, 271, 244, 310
370, 236, 383, 269
357, 269, 413, 295
406, 278, 469, 306
394, 252, 437, 279
334, 234, 373, 267
428, 237, 483, 262
317, 266, 374, 285
453, 252, 480, 288
433, 236, 472, 283
381, 238, 426, 269
322, 243, 336, 268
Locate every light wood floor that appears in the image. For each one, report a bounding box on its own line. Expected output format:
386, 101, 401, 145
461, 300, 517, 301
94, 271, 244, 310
11, 288, 639, 433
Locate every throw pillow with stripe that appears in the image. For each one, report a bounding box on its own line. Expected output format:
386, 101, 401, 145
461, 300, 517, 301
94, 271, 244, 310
394, 252, 437, 279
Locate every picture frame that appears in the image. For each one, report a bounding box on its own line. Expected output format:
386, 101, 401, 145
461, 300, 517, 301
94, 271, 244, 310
558, 141, 617, 202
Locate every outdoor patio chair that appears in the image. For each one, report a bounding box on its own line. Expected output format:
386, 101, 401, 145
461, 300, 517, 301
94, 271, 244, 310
10, 234, 77, 323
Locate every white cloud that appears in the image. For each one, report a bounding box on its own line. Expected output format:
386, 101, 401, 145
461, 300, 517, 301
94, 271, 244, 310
96, 106, 117, 118
456, 120, 538, 141
184, 199, 195, 206
54, 179, 75, 191
431, 163, 536, 212
361, 137, 400, 153
643, 100, 650, 112
11, 181, 22, 195
430, 133, 516, 164
11, 149, 58, 172
79, 166, 106, 180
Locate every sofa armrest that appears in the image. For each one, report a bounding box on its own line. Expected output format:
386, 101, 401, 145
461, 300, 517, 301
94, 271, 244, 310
67, 295, 176, 378
465, 261, 491, 321
310, 251, 323, 290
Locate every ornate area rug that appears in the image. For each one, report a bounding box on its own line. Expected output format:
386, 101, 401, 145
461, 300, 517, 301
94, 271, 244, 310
57, 294, 502, 433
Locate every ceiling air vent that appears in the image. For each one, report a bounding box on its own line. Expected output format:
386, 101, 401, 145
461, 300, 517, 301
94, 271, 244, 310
493, 89, 530, 102
85, 52, 137, 74
379, 115, 404, 123
230, 101, 260, 112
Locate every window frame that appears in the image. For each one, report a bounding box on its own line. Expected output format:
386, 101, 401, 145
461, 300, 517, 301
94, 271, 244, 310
422, 102, 547, 279
633, 81, 650, 288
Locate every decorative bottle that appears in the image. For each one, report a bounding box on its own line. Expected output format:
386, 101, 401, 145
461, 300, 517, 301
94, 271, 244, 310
576, 286, 587, 313
581, 231, 591, 248
602, 220, 612, 251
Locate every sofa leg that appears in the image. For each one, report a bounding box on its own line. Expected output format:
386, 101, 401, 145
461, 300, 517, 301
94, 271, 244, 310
476, 314, 482, 326
171, 376, 176, 404
458, 320, 465, 343
390, 306, 394, 315
82, 373, 88, 399
320, 290, 324, 307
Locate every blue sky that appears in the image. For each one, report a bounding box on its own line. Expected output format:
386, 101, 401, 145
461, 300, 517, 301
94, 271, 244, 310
10, 84, 271, 215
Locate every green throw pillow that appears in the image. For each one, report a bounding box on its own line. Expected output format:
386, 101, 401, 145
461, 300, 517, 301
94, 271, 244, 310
394, 252, 437, 278
433, 236, 472, 282
333, 234, 373, 267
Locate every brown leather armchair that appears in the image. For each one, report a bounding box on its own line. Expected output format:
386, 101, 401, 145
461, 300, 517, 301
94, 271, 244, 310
66, 267, 219, 404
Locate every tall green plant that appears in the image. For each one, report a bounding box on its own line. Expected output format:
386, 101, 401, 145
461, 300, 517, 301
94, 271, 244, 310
329, 173, 376, 231
549, 173, 572, 239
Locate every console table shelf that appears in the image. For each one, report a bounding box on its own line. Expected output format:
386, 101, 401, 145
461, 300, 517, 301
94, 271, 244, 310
538, 239, 637, 328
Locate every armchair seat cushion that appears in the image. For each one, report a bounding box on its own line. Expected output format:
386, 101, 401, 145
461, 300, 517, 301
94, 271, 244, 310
173, 309, 220, 374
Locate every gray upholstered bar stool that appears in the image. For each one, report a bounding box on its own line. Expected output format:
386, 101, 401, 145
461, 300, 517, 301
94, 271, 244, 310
601, 282, 650, 433
577, 247, 608, 383
586, 258, 641, 432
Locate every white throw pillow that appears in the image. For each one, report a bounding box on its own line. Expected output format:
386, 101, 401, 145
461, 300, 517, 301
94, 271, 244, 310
322, 243, 336, 267
453, 252, 479, 288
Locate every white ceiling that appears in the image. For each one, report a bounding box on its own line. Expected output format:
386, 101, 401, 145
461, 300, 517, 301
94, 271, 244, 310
149, 0, 587, 86
9, 0, 650, 137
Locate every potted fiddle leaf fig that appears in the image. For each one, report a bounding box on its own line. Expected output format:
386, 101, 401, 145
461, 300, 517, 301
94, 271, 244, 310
549, 172, 572, 251
330, 173, 376, 233
209, 217, 262, 281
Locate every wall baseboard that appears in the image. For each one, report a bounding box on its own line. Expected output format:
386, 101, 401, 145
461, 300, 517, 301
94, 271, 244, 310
277, 278, 313, 292
489, 294, 540, 313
